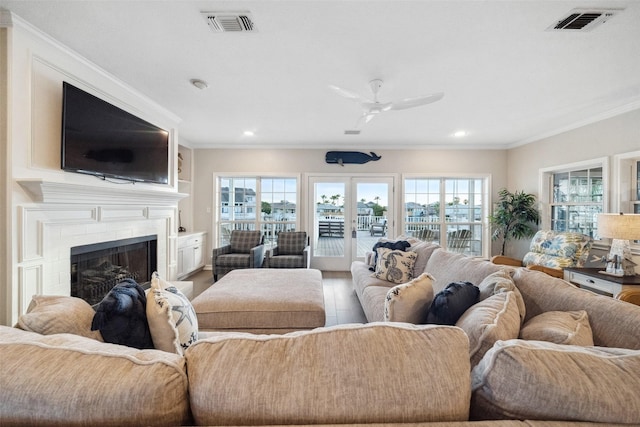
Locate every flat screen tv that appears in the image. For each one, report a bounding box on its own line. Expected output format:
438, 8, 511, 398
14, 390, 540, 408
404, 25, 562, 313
61, 82, 169, 184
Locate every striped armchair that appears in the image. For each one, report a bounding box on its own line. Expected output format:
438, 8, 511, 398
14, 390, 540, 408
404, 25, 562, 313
212, 230, 265, 281
264, 231, 310, 269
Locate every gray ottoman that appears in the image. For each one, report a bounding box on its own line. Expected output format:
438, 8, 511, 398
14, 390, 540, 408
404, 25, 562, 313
192, 268, 325, 333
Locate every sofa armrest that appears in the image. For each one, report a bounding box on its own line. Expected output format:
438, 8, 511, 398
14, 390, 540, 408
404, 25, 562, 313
490, 255, 523, 267
303, 246, 310, 268
528, 264, 563, 278
616, 289, 640, 306
212, 245, 231, 259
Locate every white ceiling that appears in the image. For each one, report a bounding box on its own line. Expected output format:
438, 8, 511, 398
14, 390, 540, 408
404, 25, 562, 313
2, 0, 640, 150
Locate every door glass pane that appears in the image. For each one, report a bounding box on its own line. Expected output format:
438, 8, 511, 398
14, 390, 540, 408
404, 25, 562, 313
314, 182, 345, 257
356, 182, 388, 258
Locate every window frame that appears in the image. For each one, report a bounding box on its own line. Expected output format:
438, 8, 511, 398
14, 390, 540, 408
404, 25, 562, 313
401, 173, 491, 257
539, 157, 608, 245
214, 173, 301, 248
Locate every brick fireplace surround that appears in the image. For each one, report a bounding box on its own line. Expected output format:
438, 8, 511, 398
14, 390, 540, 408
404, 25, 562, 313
11, 179, 185, 324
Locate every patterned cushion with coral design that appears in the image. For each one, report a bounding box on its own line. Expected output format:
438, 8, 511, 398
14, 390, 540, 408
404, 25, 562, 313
372, 248, 417, 284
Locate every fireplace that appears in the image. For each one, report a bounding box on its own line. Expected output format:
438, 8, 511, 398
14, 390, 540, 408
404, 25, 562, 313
71, 235, 158, 305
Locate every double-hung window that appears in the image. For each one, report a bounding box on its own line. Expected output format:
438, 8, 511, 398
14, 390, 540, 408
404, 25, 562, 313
540, 159, 607, 239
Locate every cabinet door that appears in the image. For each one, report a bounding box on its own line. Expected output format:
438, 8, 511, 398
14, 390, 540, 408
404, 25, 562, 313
193, 244, 203, 268
177, 247, 186, 277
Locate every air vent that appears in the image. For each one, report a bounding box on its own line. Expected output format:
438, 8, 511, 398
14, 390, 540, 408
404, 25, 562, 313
201, 12, 256, 32
547, 8, 621, 31
344, 130, 361, 135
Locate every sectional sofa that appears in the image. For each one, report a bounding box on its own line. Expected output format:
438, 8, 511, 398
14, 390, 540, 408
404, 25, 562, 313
1, 240, 639, 425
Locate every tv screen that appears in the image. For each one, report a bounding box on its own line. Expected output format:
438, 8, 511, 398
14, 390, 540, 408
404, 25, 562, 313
61, 82, 169, 184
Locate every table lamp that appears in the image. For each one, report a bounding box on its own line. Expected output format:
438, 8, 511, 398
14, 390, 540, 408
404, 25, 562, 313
597, 213, 640, 276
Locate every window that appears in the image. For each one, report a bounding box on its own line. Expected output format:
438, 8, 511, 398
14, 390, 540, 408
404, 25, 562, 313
403, 176, 487, 256
550, 167, 603, 237
216, 176, 299, 247
540, 159, 607, 240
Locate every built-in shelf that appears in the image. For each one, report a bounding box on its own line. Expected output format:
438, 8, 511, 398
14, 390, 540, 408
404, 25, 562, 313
18, 179, 187, 205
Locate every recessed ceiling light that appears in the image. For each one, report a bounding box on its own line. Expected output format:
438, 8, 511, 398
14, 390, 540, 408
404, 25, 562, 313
453, 130, 467, 138
243, 130, 255, 137
190, 79, 209, 90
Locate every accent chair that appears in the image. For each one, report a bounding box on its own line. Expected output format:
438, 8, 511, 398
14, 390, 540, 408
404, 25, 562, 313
264, 231, 310, 268
211, 230, 265, 281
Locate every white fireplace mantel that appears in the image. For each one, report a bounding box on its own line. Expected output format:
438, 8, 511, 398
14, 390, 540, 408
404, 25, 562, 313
18, 179, 188, 205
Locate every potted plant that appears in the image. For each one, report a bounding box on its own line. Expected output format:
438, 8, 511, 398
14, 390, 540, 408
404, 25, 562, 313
489, 188, 540, 255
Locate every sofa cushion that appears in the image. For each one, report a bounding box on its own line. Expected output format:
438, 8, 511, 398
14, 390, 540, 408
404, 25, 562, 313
384, 272, 435, 323
186, 323, 471, 425
146, 273, 199, 354
372, 247, 417, 284
477, 270, 525, 323
512, 268, 640, 349
0, 325, 190, 426
426, 249, 505, 293
426, 281, 479, 325
520, 310, 594, 346
409, 241, 441, 277
17, 295, 103, 341
471, 339, 640, 424
456, 291, 521, 367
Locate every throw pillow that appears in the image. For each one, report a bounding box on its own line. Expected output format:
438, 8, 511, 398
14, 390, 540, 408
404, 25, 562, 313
17, 295, 103, 341
372, 247, 417, 284
456, 291, 521, 367
519, 310, 594, 346
384, 273, 435, 323
369, 240, 411, 271
477, 270, 526, 323
91, 278, 154, 349
147, 272, 199, 354
425, 281, 479, 325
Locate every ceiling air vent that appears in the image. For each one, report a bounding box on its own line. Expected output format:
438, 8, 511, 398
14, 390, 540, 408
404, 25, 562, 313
201, 12, 256, 32
547, 8, 621, 31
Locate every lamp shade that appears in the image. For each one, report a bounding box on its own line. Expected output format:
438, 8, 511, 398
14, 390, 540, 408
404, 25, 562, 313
597, 213, 640, 240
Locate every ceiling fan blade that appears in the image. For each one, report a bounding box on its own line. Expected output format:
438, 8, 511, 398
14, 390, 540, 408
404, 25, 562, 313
329, 85, 370, 103
390, 92, 444, 111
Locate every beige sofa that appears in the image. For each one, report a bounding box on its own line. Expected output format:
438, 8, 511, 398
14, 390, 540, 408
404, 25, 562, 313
2, 242, 640, 425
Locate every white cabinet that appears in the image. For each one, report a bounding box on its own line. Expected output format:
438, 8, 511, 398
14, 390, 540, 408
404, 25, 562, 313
177, 232, 207, 279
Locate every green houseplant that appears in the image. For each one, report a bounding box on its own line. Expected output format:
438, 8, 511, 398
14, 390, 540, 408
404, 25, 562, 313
489, 188, 540, 256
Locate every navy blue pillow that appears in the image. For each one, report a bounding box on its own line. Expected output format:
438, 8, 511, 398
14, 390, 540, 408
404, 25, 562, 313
425, 281, 479, 325
91, 279, 154, 349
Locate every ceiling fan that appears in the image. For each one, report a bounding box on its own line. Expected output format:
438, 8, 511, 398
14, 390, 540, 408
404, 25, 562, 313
329, 79, 444, 130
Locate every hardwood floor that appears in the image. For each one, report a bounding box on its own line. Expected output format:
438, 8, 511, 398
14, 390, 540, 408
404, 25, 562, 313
186, 268, 368, 327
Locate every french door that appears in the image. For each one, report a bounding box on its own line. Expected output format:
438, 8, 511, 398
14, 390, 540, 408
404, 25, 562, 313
308, 175, 394, 271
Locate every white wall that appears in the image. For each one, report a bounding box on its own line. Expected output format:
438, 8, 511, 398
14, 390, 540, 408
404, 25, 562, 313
191, 148, 509, 260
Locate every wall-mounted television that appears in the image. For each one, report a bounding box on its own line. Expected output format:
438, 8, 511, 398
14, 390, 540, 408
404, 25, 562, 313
61, 82, 169, 184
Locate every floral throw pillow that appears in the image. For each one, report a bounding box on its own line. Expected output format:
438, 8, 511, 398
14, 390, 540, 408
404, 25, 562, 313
372, 247, 417, 284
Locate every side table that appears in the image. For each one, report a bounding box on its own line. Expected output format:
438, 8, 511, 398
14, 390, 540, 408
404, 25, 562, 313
564, 267, 640, 305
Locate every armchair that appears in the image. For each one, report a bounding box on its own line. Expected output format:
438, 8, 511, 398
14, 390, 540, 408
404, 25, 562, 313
264, 231, 310, 268
492, 230, 593, 278
212, 230, 265, 281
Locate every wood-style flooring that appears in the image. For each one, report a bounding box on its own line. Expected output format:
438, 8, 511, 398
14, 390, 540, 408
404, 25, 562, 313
187, 269, 368, 327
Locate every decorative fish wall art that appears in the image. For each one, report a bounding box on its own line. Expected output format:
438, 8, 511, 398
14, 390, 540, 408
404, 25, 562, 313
325, 151, 381, 166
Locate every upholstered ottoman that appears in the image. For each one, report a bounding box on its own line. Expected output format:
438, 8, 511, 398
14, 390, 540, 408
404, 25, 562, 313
192, 268, 325, 333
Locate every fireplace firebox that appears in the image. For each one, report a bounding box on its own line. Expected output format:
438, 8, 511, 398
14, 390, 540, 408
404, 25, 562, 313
71, 235, 157, 305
